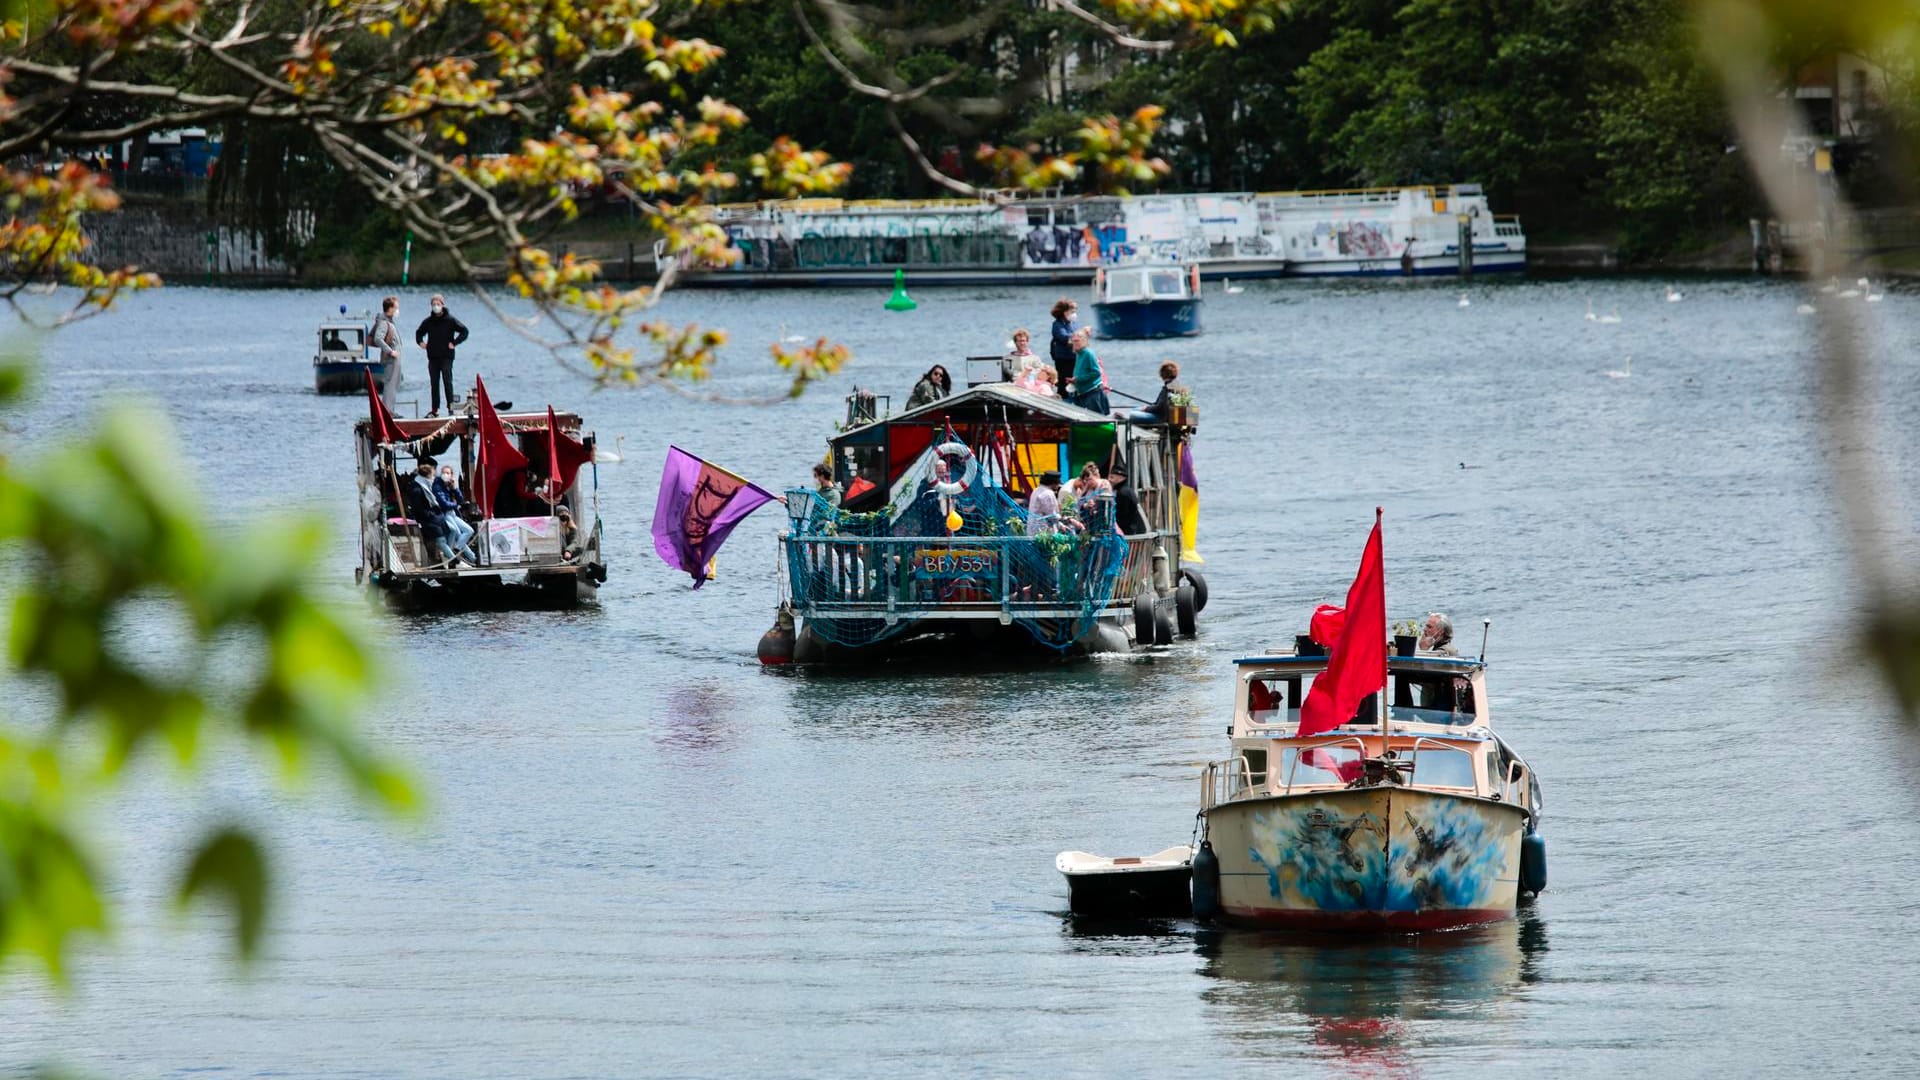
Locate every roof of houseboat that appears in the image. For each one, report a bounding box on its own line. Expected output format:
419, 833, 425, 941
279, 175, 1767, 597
1232, 653, 1485, 670
354, 411, 585, 439
834, 383, 1114, 442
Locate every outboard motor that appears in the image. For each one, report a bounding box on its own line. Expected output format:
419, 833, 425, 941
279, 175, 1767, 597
1190, 839, 1221, 919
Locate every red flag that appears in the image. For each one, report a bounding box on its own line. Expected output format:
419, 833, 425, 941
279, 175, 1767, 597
544, 406, 593, 501
365, 369, 403, 445
474, 375, 527, 518
1309, 603, 1345, 647
1297, 509, 1386, 738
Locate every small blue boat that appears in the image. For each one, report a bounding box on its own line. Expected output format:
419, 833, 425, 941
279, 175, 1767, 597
313, 312, 398, 394
1091, 262, 1203, 339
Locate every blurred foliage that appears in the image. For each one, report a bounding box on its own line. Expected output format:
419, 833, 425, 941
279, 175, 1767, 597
0, 339, 415, 983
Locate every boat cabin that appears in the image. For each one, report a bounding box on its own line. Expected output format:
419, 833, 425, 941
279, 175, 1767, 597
1095, 263, 1200, 305
1204, 651, 1539, 818
318, 321, 368, 360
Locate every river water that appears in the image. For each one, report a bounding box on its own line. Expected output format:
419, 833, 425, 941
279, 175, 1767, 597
4, 276, 1919, 1077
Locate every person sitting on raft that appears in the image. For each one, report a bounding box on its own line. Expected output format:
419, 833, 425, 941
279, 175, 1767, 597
906, 364, 952, 409
1128, 361, 1181, 424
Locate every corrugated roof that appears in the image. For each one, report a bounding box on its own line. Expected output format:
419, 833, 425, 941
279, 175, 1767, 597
835, 383, 1112, 443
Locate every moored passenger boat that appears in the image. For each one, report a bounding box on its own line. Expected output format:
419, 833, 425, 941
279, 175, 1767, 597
355, 380, 607, 610
313, 310, 395, 394
1193, 644, 1546, 931
773, 379, 1205, 663
1091, 261, 1203, 339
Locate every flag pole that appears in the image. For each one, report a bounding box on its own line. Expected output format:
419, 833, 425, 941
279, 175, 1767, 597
1376, 506, 1387, 733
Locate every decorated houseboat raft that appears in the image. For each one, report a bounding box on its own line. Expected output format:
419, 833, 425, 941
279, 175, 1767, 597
355, 376, 607, 610
767, 377, 1205, 664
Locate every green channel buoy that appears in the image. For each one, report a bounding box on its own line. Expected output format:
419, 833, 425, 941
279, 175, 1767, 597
884, 268, 918, 311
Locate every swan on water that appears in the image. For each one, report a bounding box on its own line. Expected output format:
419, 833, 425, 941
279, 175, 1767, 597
1837, 287, 1861, 299
1796, 303, 1817, 315
1458, 293, 1471, 308
1602, 356, 1633, 379
1598, 308, 1622, 324
1665, 285, 1684, 303
1867, 288, 1885, 302
778, 323, 806, 344
1223, 278, 1245, 295
1820, 277, 1839, 294
1585, 298, 1598, 322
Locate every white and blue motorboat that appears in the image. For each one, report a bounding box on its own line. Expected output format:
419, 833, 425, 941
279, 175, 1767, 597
313, 310, 396, 395
1091, 261, 1203, 339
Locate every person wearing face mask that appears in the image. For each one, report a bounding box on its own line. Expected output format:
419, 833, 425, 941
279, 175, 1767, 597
433, 464, 476, 560
414, 294, 470, 417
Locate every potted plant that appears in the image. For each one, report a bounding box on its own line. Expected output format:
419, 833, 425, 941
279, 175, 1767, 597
1168, 386, 1197, 427
1391, 617, 1420, 656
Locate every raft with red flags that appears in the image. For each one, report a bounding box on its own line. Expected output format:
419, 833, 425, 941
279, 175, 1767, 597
352, 374, 608, 611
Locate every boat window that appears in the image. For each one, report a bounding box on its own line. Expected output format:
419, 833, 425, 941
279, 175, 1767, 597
1390, 672, 1475, 725
1105, 270, 1146, 301
1410, 743, 1477, 789
1148, 270, 1184, 297
1280, 744, 1364, 788
1246, 674, 1304, 727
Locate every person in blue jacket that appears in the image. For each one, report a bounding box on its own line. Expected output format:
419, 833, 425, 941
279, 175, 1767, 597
1049, 297, 1078, 376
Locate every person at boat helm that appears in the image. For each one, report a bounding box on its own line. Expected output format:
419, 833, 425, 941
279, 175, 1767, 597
414, 294, 470, 418
1419, 612, 1457, 656
402, 456, 461, 568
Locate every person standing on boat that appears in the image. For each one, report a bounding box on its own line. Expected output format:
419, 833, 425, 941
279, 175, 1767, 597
1127, 361, 1180, 424
1026, 469, 1064, 534
370, 295, 403, 407
811, 461, 841, 510
1067, 329, 1110, 414
1048, 298, 1078, 375
905, 364, 952, 409
1108, 463, 1149, 537
414, 294, 469, 418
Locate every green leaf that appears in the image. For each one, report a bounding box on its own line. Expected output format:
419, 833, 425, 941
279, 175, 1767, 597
175, 828, 270, 962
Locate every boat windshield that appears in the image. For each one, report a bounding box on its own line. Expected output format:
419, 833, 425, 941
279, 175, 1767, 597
1410, 742, 1477, 789
1148, 270, 1185, 297
1105, 269, 1147, 301
1279, 744, 1364, 788
1246, 674, 1300, 727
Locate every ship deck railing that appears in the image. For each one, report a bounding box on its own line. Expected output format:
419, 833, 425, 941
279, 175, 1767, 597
782, 532, 1151, 624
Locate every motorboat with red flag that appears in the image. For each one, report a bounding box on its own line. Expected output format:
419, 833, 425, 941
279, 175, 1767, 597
1190, 514, 1548, 930
354, 374, 607, 609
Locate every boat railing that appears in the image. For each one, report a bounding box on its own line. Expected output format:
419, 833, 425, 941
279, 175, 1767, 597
781, 530, 1133, 619
1203, 753, 1267, 807
1493, 218, 1526, 238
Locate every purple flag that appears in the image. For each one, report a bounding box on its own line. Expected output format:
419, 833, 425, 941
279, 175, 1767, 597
652, 446, 775, 588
